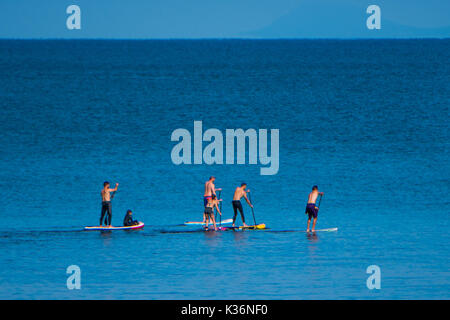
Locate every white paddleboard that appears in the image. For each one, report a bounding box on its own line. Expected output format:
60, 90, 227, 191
184, 219, 233, 226
305, 227, 338, 232
84, 222, 145, 231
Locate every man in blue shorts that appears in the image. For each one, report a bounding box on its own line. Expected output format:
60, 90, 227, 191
305, 185, 324, 232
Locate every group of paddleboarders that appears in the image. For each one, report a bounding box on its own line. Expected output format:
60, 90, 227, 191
203, 176, 254, 231
98, 179, 324, 232
203, 177, 324, 232
100, 181, 139, 227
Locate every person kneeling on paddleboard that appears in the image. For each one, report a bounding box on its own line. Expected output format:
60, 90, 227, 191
204, 194, 221, 231
305, 185, 324, 232
231, 183, 252, 228
123, 209, 139, 226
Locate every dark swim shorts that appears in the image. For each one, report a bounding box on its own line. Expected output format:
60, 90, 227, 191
305, 203, 318, 219
204, 206, 214, 217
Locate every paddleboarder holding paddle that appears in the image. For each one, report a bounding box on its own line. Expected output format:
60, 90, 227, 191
231, 183, 252, 228
203, 176, 221, 223
100, 181, 118, 227
305, 185, 324, 232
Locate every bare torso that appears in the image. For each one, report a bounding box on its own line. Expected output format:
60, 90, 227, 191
204, 181, 215, 197
233, 187, 246, 201
307, 191, 319, 204
101, 188, 112, 202
206, 198, 218, 208
101, 184, 118, 201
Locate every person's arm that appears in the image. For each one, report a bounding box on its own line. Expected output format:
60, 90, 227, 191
243, 193, 253, 207
109, 183, 119, 192
215, 202, 221, 215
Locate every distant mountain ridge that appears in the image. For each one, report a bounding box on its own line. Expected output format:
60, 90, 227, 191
244, 1, 450, 38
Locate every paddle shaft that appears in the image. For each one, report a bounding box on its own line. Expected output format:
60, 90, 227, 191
217, 190, 222, 226
248, 191, 257, 225
317, 194, 323, 210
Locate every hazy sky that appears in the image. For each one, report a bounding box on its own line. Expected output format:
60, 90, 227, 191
0, 0, 448, 38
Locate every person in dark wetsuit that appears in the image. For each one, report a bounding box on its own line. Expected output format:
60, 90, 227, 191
231, 183, 252, 227
305, 185, 324, 232
100, 181, 118, 227
123, 209, 139, 226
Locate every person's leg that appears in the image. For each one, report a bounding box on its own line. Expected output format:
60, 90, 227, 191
205, 213, 210, 230
211, 215, 217, 231
238, 202, 247, 227
203, 198, 207, 223
307, 217, 311, 232
100, 204, 106, 226
107, 203, 112, 226
311, 208, 318, 232
312, 209, 318, 232
232, 202, 238, 227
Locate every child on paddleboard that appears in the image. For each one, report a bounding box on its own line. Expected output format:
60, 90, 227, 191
204, 194, 221, 231
123, 209, 139, 226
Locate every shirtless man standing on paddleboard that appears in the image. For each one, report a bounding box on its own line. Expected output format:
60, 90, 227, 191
100, 181, 119, 227
232, 183, 252, 227
203, 176, 221, 222
305, 185, 324, 232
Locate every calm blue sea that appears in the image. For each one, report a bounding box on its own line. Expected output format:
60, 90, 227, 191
0, 40, 448, 299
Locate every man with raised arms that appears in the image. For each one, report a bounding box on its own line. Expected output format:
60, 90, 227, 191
100, 181, 119, 227
203, 176, 221, 222
305, 185, 324, 232
231, 183, 252, 228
